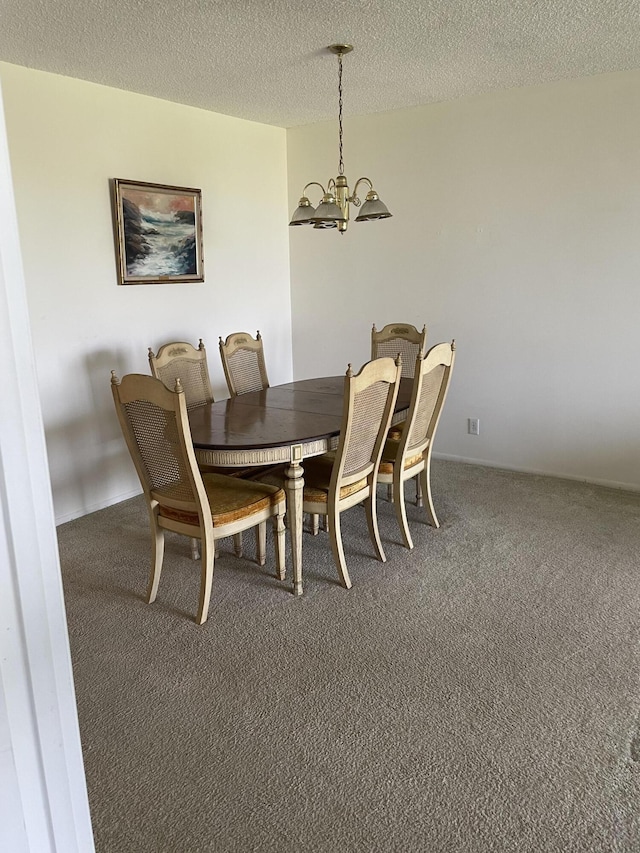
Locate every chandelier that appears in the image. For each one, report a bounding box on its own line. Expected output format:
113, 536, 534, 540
289, 44, 392, 234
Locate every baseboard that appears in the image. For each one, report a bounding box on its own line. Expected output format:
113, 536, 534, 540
432, 452, 640, 494
55, 486, 142, 526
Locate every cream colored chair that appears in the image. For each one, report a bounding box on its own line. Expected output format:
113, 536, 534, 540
372, 322, 427, 503
149, 337, 246, 557
377, 341, 456, 549
219, 330, 269, 396
371, 323, 427, 377
148, 339, 214, 408
111, 372, 286, 625
257, 356, 402, 589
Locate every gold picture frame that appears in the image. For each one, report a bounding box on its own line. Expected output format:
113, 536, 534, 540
111, 178, 204, 285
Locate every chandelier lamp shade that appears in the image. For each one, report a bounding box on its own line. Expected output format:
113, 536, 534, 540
289, 44, 392, 234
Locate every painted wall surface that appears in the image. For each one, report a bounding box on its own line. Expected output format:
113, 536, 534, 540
0, 76, 94, 853
287, 70, 640, 491
0, 63, 292, 523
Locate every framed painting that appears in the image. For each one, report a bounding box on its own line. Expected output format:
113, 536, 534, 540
111, 178, 204, 285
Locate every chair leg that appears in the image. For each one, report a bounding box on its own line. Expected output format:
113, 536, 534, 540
420, 452, 440, 528
193, 536, 219, 559
256, 522, 266, 566
147, 524, 165, 604
387, 483, 394, 503
233, 532, 243, 558
393, 473, 413, 550
196, 532, 216, 625
365, 490, 387, 562
273, 511, 286, 581
327, 504, 352, 589
415, 475, 423, 507
310, 513, 320, 536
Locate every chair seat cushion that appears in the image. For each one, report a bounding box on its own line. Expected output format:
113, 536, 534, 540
303, 454, 368, 503
387, 420, 406, 441
378, 439, 423, 475
159, 473, 284, 527
255, 455, 367, 504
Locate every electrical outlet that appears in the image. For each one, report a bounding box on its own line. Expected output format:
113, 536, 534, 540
468, 418, 480, 436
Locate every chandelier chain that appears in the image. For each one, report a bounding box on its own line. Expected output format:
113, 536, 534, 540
338, 52, 344, 176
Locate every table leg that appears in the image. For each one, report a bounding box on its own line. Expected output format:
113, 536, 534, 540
285, 457, 304, 596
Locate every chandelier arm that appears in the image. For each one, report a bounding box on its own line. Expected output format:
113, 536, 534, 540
351, 176, 374, 204
302, 181, 327, 196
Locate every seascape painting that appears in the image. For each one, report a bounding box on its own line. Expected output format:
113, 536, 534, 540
112, 179, 204, 285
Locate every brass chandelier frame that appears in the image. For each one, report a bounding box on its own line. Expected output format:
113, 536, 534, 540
289, 44, 392, 234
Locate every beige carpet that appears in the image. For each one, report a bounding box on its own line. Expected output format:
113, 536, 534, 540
57, 460, 640, 852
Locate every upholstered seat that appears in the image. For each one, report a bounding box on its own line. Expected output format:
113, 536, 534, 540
259, 456, 368, 505
111, 372, 286, 624
378, 440, 423, 476
300, 455, 368, 502
377, 341, 456, 549
158, 474, 284, 527
386, 421, 405, 442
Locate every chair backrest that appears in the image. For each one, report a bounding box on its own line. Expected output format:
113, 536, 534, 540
148, 339, 214, 409
111, 372, 208, 520
331, 356, 402, 493
371, 323, 427, 378
401, 341, 456, 459
219, 330, 269, 396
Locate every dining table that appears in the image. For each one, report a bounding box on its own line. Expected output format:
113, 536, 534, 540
188, 375, 412, 596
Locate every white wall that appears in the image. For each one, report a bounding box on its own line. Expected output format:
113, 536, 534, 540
3, 62, 640, 519
0, 63, 292, 523
0, 76, 94, 853
287, 70, 640, 491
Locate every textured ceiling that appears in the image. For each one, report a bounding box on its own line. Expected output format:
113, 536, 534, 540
0, 1, 638, 127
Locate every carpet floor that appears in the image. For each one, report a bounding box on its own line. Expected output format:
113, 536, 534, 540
57, 459, 640, 852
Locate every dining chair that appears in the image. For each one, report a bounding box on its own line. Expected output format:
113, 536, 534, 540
257, 356, 402, 589
219, 330, 269, 396
149, 337, 247, 558
148, 339, 214, 408
110, 372, 286, 625
377, 341, 456, 549
371, 322, 427, 378
372, 322, 427, 503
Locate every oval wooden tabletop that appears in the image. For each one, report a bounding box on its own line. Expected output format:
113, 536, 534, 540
188, 376, 413, 451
